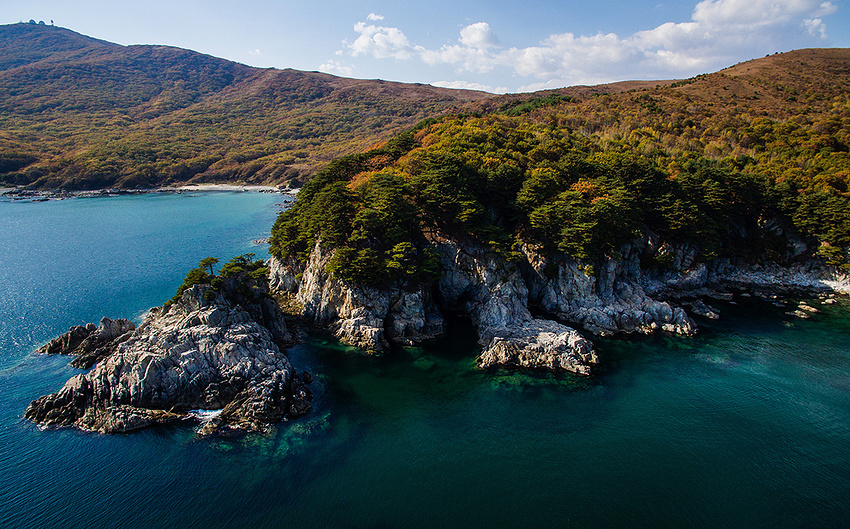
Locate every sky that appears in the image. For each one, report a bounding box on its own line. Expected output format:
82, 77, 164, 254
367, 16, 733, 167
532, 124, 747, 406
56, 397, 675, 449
2, 0, 848, 93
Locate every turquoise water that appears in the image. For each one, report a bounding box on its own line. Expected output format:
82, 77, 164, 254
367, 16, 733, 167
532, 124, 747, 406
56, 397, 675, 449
1, 193, 849, 528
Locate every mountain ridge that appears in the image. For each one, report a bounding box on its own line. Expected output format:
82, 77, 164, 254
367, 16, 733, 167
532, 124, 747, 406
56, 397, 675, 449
1, 22, 848, 191
0, 23, 489, 189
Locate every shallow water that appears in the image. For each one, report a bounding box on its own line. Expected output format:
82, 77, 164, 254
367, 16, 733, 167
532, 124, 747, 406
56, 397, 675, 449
1, 193, 848, 528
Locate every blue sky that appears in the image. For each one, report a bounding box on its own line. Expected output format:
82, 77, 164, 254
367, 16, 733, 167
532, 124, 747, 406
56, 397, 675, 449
3, 0, 848, 93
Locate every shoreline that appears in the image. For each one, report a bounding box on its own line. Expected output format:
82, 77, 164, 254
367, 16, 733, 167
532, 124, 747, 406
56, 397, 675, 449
0, 183, 299, 202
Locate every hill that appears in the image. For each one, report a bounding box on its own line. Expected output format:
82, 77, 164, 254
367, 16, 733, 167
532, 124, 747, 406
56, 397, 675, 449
477, 49, 849, 160
1, 22, 847, 197
270, 48, 850, 275
0, 22, 488, 189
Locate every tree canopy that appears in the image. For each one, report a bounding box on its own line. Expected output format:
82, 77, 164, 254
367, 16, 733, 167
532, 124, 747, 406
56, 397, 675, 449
270, 107, 850, 290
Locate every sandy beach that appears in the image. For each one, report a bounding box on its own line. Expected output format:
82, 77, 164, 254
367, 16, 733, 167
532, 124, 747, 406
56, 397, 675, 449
1, 184, 300, 201
172, 184, 284, 192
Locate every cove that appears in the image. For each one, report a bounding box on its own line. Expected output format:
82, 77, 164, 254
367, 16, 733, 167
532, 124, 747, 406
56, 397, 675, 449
1, 192, 849, 528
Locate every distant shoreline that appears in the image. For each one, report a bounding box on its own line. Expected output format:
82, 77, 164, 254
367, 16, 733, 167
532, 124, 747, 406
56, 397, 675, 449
0, 184, 299, 202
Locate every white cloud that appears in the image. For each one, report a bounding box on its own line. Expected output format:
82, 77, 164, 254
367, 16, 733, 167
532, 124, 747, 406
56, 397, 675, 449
350, 21, 424, 60
249, 49, 261, 56
320, 60, 354, 76
422, 44, 500, 73
804, 18, 828, 38
815, 1, 839, 16
459, 22, 500, 49
340, 3, 838, 90
367, 13, 385, 22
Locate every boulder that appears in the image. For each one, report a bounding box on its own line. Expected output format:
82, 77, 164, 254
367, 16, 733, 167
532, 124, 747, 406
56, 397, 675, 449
479, 319, 597, 375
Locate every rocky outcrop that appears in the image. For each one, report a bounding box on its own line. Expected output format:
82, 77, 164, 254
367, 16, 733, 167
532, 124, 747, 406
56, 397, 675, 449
523, 230, 850, 337
270, 239, 599, 375
37, 317, 135, 369
432, 238, 598, 374
478, 320, 596, 375
635, 225, 850, 298
271, 242, 444, 352
697, 258, 850, 296
523, 243, 696, 337
26, 279, 309, 435
269, 230, 848, 376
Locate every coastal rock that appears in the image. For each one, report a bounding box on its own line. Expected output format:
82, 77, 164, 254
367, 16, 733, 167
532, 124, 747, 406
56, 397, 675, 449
26, 280, 306, 435
269, 242, 445, 352
683, 300, 720, 320
478, 319, 597, 375
705, 258, 850, 296
268, 229, 849, 376
37, 323, 96, 356
434, 239, 598, 374
523, 245, 697, 337
268, 254, 302, 293
37, 318, 136, 369
270, 239, 598, 374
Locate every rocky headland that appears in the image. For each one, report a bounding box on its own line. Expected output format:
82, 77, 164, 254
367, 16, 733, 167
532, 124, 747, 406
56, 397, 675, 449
26, 262, 311, 435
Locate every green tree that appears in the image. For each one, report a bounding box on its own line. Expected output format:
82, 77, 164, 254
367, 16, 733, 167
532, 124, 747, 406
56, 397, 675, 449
199, 257, 219, 276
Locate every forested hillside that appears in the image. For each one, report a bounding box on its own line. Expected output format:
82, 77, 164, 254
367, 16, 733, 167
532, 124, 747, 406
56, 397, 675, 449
271, 49, 850, 271
2, 19, 848, 262
0, 23, 488, 189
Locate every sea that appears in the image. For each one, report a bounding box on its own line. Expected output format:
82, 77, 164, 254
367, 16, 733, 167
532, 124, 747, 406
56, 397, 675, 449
0, 191, 848, 529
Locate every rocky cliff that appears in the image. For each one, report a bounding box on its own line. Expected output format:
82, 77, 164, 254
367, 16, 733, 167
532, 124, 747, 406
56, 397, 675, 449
271, 238, 598, 375
432, 238, 597, 374
523, 232, 848, 334
269, 231, 848, 375
26, 276, 310, 435
270, 243, 445, 352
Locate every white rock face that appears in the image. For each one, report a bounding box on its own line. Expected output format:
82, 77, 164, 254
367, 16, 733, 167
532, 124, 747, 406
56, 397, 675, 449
522, 244, 696, 337
269, 242, 444, 352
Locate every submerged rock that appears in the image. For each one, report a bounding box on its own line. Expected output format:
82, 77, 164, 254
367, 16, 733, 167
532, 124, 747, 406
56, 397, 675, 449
26, 276, 308, 436
798, 303, 820, 314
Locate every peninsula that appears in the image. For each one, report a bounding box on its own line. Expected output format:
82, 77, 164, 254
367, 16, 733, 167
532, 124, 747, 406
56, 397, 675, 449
11, 25, 849, 432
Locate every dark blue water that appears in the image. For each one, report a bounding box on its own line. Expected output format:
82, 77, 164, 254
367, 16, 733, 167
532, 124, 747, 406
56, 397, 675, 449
1, 193, 848, 529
